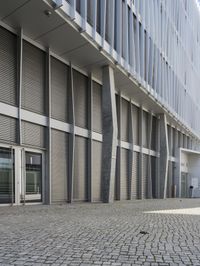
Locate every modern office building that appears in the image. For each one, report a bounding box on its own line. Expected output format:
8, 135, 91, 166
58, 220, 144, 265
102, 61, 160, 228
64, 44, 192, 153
0, 0, 200, 205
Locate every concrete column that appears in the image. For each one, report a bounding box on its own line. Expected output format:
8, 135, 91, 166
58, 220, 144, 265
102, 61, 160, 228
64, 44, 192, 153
17, 28, 23, 146
102, 66, 118, 203
159, 114, 169, 199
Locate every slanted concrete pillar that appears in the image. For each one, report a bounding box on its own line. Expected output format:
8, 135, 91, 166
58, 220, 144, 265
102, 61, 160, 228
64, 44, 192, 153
102, 66, 118, 203
159, 114, 169, 199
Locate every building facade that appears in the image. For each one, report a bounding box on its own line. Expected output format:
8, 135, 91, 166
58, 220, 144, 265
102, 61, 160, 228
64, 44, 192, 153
0, 0, 200, 205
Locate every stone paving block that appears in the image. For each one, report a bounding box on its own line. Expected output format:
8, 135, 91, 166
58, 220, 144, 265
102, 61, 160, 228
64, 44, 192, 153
0, 199, 199, 265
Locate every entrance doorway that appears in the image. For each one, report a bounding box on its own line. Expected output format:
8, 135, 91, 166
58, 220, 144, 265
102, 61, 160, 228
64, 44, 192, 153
0, 145, 43, 205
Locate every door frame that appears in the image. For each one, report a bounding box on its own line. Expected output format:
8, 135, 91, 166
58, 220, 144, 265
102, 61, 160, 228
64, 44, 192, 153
0, 143, 45, 206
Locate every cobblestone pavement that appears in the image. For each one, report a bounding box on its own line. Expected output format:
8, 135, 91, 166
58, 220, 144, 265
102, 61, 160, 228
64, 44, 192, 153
0, 199, 200, 266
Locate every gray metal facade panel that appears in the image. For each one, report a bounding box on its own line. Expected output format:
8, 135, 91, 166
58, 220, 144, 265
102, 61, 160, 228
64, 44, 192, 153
151, 156, 156, 199
73, 70, 88, 129
51, 129, 68, 202
167, 161, 172, 198
114, 146, 120, 200
132, 151, 139, 199
0, 115, 17, 143
51, 57, 68, 122
22, 41, 46, 115
22, 121, 45, 148
151, 116, 157, 150
92, 140, 102, 201
73, 136, 87, 201
142, 154, 148, 199
178, 131, 183, 148
0, 27, 17, 106
57, 0, 200, 139
142, 111, 148, 148
167, 125, 172, 155
172, 128, 176, 156
92, 81, 102, 133
120, 148, 128, 200
121, 98, 129, 142
132, 104, 139, 145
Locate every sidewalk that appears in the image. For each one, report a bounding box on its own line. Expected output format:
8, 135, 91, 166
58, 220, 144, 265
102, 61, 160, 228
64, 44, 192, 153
0, 199, 200, 265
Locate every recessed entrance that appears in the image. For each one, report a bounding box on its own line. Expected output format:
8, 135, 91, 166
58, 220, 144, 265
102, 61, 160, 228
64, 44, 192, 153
0, 145, 43, 205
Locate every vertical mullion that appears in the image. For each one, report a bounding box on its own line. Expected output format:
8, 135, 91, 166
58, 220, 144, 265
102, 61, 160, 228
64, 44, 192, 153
147, 113, 153, 199
68, 63, 75, 203
18, 28, 23, 146
124, 0, 129, 69
92, 0, 97, 39
139, 106, 143, 199
128, 100, 133, 200
81, 0, 87, 31
70, 0, 76, 20
100, 0, 106, 47
46, 48, 51, 205
118, 93, 122, 200
88, 74, 93, 202
109, 0, 115, 53
116, 0, 122, 63
156, 116, 160, 198
129, 10, 135, 73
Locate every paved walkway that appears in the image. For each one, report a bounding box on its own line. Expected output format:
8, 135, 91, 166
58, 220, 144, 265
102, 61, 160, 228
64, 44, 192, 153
0, 199, 200, 266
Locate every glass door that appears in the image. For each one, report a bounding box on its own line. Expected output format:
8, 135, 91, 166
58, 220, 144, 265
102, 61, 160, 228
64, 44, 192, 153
21, 150, 42, 203
0, 147, 15, 204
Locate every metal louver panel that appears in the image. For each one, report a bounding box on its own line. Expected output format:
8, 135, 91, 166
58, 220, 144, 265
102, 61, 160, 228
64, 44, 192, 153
73, 70, 88, 128
151, 116, 157, 150
142, 111, 148, 148
132, 104, 139, 145
132, 152, 139, 199
171, 129, 174, 156
142, 154, 148, 199
0, 115, 17, 143
0, 27, 17, 106
93, 81, 102, 133
22, 41, 46, 115
151, 156, 156, 198
167, 161, 172, 198
172, 128, 176, 156
51, 129, 68, 202
121, 99, 129, 142
22, 121, 45, 148
73, 136, 87, 201
172, 162, 175, 190
120, 148, 128, 200
114, 146, 120, 200
178, 131, 183, 148
51, 57, 68, 122
92, 141, 102, 201
167, 125, 171, 155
